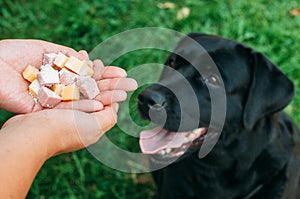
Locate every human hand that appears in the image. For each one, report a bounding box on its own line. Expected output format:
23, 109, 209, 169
0, 39, 137, 113
0, 39, 88, 113
0, 102, 119, 198
54, 59, 137, 112
0, 40, 138, 199
1, 103, 119, 157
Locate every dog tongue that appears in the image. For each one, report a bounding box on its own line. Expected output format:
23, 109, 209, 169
139, 127, 189, 154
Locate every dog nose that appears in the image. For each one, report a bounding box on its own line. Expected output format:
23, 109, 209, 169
138, 89, 167, 110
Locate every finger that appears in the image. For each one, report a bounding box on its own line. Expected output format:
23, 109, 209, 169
2, 114, 24, 128
73, 104, 118, 148
77, 50, 89, 60
92, 60, 127, 80
43, 42, 89, 62
92, 60, 105, 81
98, 78, 138, 91
43, 42, 87, 59
94, 90, 127, 105
92, 105, 118, 135
112, 103, 119, 112
54, 100, 104, 113
101, 66, 127, 79
60, 50, 89, 61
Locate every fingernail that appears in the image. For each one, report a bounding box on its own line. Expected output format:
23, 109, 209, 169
127, 78, 138, 91
97, 101, 104, 111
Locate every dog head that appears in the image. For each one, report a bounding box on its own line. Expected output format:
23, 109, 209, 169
138, 33, 294, 162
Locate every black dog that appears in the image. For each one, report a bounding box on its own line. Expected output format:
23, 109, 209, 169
138, 33, 300, 199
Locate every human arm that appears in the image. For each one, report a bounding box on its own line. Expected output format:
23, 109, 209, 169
0, 39, 138, 198
0, 104, 118, 199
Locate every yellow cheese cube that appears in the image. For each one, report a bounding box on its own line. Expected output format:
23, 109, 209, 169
61, 83, 80, 101
51, 84, 64, 96
28, 79, 41, 97
22, 65, 39, 82
64, 56, 84, 74
53, 52, 69, 68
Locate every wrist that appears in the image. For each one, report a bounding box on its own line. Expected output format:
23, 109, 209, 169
1, 112, 55, 160
31, 109, 86, 157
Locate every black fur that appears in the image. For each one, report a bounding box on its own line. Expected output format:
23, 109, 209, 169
138, 33, 300, 199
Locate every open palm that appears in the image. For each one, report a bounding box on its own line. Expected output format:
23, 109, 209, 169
0, 39, 89, 113
0, 39, 137, 113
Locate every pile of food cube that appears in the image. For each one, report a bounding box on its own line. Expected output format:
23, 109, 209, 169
22, 52, 100, 108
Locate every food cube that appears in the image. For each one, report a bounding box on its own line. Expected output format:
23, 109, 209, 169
79, 62, 94, 77
37, 64, 60, 86
38, 86, 62, 108
85, 60, 94, 69
61, 83, 80, 101
43, 53, 57, 66
64, 56, 84, 74
23, 52, 99, 107
22, 65, 39, 82
51, 84, 64, 96
75, 76, 100, 99
53, 52, 69, 68
59, 68, 78, 85
28, 79, 41, 97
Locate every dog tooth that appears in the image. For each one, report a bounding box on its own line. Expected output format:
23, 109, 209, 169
175, 151, 185, 156
193, 128, 204, 136
188, 133, 196, 139
158, 150, 166, 155
165, 148, 172, 153
192, 128, 200, 134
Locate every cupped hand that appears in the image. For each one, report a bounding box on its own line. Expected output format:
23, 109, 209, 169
0, 40, 137, 113
0, 39, 88, 113
2, 103, 119, 156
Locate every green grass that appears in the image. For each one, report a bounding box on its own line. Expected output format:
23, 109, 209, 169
0, 0, 300, 198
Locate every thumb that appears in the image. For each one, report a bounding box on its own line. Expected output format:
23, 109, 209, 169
1, 114, 24, 129
93, 104, 118, 134
74, 105, 118, 148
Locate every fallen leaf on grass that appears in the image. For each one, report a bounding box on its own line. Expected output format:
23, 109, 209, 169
290, 8, 300, 16
177, 7, 190, 20
157, 2, 175, 9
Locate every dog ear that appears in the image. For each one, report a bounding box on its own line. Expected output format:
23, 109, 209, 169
187, 32, 209, 37
243, 50, 295, 130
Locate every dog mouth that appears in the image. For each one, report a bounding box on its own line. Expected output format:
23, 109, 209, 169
139, 127, 208, 158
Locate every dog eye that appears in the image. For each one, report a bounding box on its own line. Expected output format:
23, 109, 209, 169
205, 75, 218, 85
169, 60, 175, 68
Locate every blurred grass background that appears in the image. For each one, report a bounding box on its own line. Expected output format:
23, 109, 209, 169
0, 0, 299, 198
